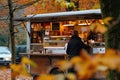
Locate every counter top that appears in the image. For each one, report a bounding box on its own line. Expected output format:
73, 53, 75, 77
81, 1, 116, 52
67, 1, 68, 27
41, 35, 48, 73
30, 43, 43, 45
44, 47, 65, 49
19, 53, 67, 56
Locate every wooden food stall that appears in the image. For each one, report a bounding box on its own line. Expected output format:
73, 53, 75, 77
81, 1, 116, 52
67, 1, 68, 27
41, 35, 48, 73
15, 9, 103, 75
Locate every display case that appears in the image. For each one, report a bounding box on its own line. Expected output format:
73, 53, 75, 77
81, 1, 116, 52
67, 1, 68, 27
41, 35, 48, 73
43, 36, 71, 54
90, 42, 105, 54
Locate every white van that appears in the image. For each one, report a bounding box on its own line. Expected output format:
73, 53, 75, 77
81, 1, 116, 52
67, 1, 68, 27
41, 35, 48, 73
0, 46, 12, 65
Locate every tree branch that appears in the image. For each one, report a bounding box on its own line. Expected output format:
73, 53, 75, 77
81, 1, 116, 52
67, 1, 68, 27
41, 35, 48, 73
22, 22, 31, 37
13, 0, 40, 12
0, 4, 9, 9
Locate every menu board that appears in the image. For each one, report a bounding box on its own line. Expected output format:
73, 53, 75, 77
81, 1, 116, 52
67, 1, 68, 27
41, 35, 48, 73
52, 22, 60, 30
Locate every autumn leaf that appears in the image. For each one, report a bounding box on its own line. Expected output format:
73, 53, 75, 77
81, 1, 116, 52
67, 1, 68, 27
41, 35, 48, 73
68, 2, 75, 8
55, 74, 65, 80
80, 49, 91, 61
33, 3, 38, 6
10, 64, 23, 73
56, 60, 72, 70
89, 23, 96, 31
102, 57, 120, 70
10, 64, 30, 76
103, 17, 113, 25
78, 63, 98, 79
95, 23, 107, 33
99, 49, 120, 70
104, 49, 119, 57
36, 74, 55, 80
92, 3, 100, 9
21, 57, 37, 67
70, 56, 83, 65
89, 23, 107, 33
60, 1, 67, 6
66, 73, 76, 80
41, 3, 45, 8
54, 0, 58, 3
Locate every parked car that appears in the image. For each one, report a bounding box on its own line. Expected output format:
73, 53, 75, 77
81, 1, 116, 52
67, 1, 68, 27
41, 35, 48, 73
0, 46, 12, 65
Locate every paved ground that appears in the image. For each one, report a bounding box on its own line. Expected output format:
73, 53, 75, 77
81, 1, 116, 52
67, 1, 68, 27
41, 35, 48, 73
0, 68, 33, 80
0, 69, 11, 80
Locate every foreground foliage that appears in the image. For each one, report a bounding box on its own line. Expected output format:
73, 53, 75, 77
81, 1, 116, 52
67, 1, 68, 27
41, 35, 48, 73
0, 49, 120, 80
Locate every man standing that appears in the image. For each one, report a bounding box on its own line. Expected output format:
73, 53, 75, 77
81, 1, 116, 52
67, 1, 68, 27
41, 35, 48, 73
66, 30, 85, 59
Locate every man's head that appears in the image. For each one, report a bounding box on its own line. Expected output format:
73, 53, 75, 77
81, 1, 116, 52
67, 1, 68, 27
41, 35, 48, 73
73, 30, 78, 36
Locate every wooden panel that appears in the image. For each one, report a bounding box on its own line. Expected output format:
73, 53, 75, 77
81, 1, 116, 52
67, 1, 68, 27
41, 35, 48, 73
30, 56, 50, 74
30, 54, 67, 75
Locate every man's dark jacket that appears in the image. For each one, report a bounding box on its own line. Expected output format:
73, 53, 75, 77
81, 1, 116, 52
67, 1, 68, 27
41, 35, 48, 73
66, 35, 85, 59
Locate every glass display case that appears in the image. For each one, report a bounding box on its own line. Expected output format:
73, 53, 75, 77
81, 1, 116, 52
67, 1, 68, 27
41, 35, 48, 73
90, 42, 105, 54
43, 36, 71, 54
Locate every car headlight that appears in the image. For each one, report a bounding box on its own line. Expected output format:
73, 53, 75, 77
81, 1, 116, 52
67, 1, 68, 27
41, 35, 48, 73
5, 57, 11, 61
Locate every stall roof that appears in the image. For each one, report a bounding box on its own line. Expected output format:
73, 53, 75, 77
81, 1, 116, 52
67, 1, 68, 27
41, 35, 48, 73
14, 9, 102, 22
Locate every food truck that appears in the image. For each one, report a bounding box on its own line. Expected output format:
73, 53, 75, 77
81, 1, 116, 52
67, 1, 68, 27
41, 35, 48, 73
15, 9, 105, 74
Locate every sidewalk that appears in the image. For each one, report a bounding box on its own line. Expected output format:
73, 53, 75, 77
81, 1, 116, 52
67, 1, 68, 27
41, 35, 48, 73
0, 69, 33, 80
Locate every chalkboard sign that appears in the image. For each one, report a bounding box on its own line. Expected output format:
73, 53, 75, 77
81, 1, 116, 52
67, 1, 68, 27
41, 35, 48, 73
52, 22, 60, 30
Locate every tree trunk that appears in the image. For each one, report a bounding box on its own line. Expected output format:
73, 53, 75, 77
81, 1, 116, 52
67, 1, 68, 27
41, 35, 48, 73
99, 0, 120, 80
100, 0, 120, 50
8, 0, 16, 64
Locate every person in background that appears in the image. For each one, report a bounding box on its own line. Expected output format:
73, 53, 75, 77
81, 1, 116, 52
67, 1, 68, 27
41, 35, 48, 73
66, 30, 85, 59
66, 30, 86, 74
39, 27, 45, 42
87, 30, 96, 44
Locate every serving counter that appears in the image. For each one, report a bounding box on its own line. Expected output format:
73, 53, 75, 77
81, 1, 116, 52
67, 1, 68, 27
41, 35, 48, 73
27, 36, 68, 75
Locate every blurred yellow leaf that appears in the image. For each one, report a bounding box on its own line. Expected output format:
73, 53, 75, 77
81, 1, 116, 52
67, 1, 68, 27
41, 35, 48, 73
103, 17, 112, 25
10, 64, 30, 76
36, 74, 55, 80
89, 23, 96, 31
92, 4, 100, 9
34, 3, 38, 6
60, 1, 66, 6
55, 0, 58, 3
68, 2, 75, 8
95, 23, 107, 33
89, 23, 107, 33
21, 57, 37, 67
104, 49, 119, 57
70, 56, 82, 65
55, 74, 65, 80
100, 49, 120, 70
56, 60, 72, 70
101, 58, 119, 70
10, 64, 23, 73
78, 64, 97, 79
80, 49, 91, 61
66, 73, 76, 80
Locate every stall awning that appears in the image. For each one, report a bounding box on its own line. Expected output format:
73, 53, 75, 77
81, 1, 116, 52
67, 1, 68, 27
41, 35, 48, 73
14, 9, 102, 22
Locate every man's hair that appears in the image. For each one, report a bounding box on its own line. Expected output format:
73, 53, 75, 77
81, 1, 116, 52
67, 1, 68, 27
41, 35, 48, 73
73, 30, 78, 36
